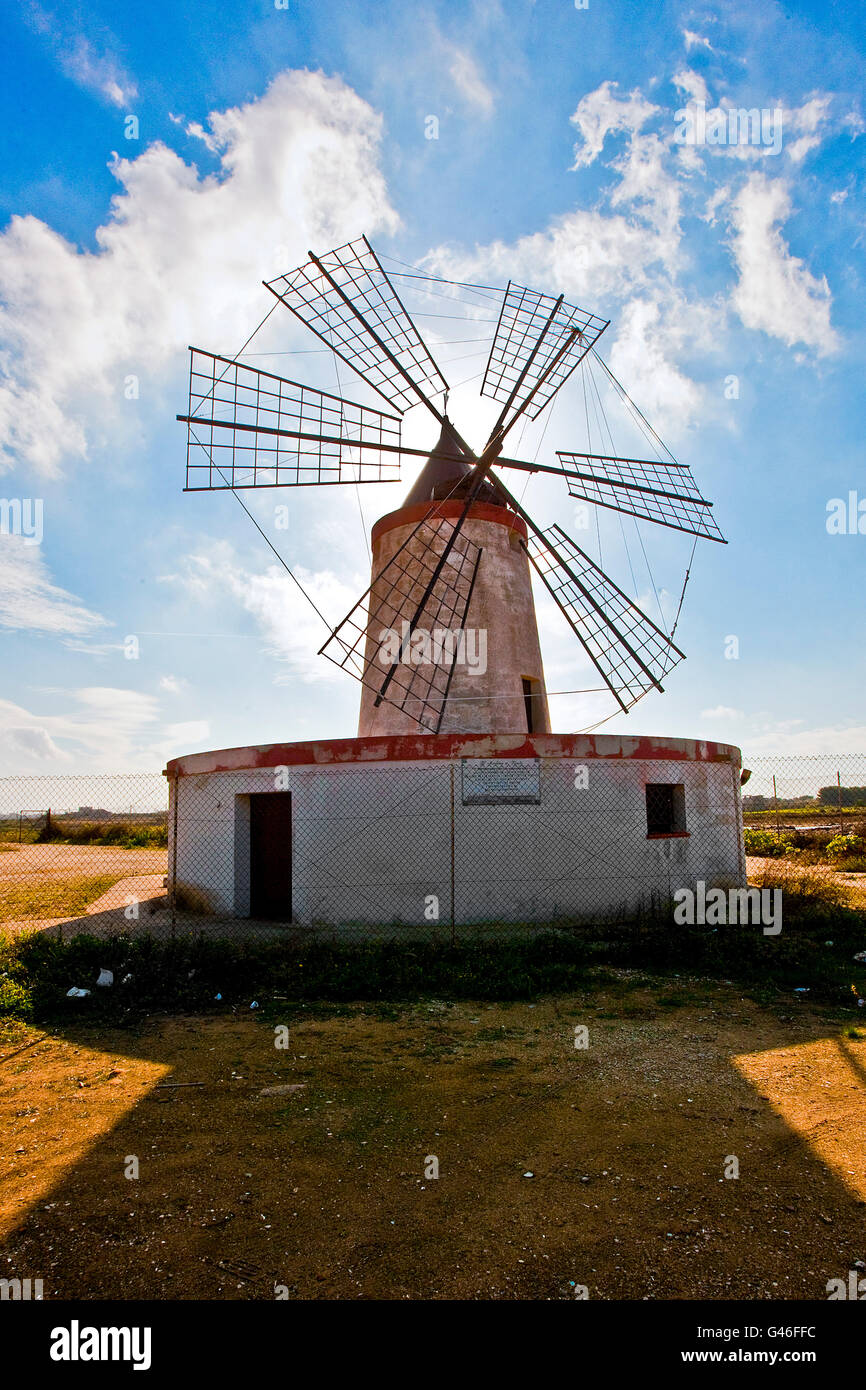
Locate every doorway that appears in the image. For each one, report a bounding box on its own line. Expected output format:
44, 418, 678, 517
522, 677, 542, 733
249, 792, 292, 920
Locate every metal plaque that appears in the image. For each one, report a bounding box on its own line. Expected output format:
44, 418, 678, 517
461, 758, 541, 805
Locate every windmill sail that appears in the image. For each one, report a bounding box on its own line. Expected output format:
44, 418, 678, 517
179, 238, 723, 728
179, 348, 402, 489
320, 506, 482, 735
264, 236, 449, 416
482, 281, 608, 426
556, 452, 726, 543
526, 523, 684, 712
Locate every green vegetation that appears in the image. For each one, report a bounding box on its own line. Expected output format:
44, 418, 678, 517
40, 821, 168, 848
826, 834, 865, 860
743, 826, 795, 857
0, 817, 167, 848
1, 867, 863, 1024
744, 820, 866, 872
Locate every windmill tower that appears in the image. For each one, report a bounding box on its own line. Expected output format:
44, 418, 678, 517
168, 237, 745, 929
355, 422, 551, 737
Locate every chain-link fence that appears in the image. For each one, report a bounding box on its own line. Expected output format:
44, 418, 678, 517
742, 755, 866, 833
1, 754, 865, 943
0, 773, 169, 941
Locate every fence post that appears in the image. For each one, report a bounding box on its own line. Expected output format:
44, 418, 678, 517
170, 774, 179, 939
837, 771, 844, 836
772, 776, 781, 839
449, 762, 456, 947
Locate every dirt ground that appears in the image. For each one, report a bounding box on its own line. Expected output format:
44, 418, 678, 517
1, 977, 865, 1300
0, 843, 168, 882
0, 843, 168, 933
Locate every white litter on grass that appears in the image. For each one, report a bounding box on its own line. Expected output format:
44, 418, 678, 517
96, 969, 114, 987
66, 988, 90, 998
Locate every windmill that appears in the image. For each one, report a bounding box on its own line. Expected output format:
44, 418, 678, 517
177, 235, 725, 736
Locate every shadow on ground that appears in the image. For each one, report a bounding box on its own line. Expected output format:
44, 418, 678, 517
1, 979, 865, 1300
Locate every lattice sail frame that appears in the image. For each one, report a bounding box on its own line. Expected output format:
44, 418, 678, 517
319, 507, 482, 734
482, 282, 609, 423
557, 451, 726, 543
264, 236, 449, 415
178, 238, 726, 728
526, 523, 685, 713
181, 349, 402, 490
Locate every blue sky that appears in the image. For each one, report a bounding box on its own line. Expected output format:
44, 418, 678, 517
0, 0, 864, 774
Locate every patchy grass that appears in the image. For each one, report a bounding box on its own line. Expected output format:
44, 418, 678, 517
0, 874, 120, 925
747, 861, 853, 913
1, 881, 865, 1025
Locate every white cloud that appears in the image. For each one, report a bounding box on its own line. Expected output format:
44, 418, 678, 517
0, 684, 209, 771
63, 638, 125, 657
783, 94, 833, 164
606, 297, 705, 433
672, 91, 838, 166
682, 29, 713, 53
701, 185, 729, 225
673, 68, 710, 107
74, 686, 159, 723
745, 721, 866, 755
0, 687, 158, 770
159, 674, 187, 694
701, 705, 744, 719
570, 82, 658, 169
61, 36, 137, 108
183, 544, 363, 685
610, 131, 682, 240
727, 173, 839, 355
0, 724, 68, 762
448, 48, 495, 116
0, 537, 106, 634
0, 70, 398, 476
161, 720, 209, 750
26, 8, 137, 108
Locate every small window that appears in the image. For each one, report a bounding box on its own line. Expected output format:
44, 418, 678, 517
645, 782, 687, 836
522, 677, 541, 733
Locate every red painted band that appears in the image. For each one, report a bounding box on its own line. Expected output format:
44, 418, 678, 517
165, 732, 742, 778
371, 500, 528, 547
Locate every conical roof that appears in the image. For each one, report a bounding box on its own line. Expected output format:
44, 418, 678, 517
402, 420, 501, 507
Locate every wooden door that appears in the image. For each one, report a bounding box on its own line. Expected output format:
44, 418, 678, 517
249, 792, 292, 920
